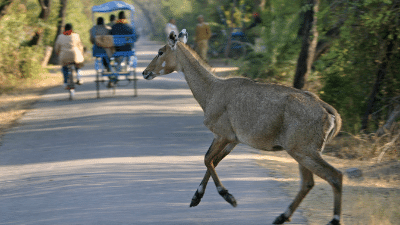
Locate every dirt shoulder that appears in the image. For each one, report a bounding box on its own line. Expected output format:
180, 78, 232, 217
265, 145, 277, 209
0, 66, 62, 143
255, 149, 400, 225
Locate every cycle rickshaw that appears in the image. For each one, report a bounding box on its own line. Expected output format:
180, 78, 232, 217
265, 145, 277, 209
91, 1, 138, 98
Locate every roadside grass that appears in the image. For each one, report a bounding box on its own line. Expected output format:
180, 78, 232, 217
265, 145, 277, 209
255, 149, 400, 225
0, 67, 62, 140
351, 189, 400, 225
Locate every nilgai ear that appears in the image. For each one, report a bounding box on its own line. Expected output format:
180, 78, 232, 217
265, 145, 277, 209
168, 31, 177, 48
178, 29, 188, 44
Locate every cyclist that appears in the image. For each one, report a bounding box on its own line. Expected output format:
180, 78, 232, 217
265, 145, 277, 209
55, 23, 85, 87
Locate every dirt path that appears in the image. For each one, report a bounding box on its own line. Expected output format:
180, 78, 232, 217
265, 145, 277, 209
0, 38, 307, 225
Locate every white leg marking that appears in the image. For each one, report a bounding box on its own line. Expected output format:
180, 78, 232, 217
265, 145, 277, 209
284, 208, 291, 217
159, 69, 164, 75
197, 185, 204, 194
162, 61, 166, 67
333, 215, 340, 221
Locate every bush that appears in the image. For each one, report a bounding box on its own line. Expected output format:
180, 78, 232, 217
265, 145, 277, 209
0, 0, 44, 93
317, 0, 400, 133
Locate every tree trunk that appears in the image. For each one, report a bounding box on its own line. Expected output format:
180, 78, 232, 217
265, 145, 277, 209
313, 24, 341, 62
48, 0, 68, 65
376, 104, 400, 136
224, 0, 237, 58
306, 0, 319, 83
0, 0, 14, 20
293, 0, 318, 90
27, 0, 51, 46
361, 35, 397, 131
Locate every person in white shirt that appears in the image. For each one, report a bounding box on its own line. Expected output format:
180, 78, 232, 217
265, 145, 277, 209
165, 18, 179, 39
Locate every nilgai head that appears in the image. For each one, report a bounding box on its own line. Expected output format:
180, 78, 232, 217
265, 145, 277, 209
142, 29, 188, 80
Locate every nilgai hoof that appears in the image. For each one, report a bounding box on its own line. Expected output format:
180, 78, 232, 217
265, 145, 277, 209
327, 219, 341, 225
272, 213, 291, 224
219, 189, 237, 207
189, 190, 203, 207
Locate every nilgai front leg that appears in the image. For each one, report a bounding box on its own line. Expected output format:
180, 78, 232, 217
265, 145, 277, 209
190, 142, 237, 207
191, 137, 237, 207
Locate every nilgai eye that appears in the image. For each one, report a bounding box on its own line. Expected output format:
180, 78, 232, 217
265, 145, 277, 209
159, 51, 163, 56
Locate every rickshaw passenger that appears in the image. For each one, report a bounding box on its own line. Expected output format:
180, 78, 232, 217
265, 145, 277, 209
110, 11, 137, 52
90, 17, 111, 71
107, 14, 116, 28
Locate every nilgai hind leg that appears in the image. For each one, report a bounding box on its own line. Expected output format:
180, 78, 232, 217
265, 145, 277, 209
273, 150, 342, 225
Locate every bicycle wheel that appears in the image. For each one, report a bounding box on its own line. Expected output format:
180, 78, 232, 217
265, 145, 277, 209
207, 40, 221, 59
131, 68, 137, 97
229, 41, 247, 59
95, 57, 102, 99
129, 55, 138, 97
67, 65, 75, 100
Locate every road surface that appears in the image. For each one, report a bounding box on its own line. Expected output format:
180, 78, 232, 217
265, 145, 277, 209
0, 38, 307, 224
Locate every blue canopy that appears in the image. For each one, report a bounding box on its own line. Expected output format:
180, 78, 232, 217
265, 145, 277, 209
92, 1, 135, 25
92, 1, 135, 13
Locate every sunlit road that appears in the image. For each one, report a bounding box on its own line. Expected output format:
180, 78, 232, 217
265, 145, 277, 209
0, 38, 307, 224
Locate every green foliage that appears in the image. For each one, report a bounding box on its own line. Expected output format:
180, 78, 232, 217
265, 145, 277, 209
237, 0, 302, 81
65, 0, 93, 49
0, 0, 44, 92
153, 0, 258, 44
317, 0, 400, 133
219, 0, 257, 29
157, 0, 216, 43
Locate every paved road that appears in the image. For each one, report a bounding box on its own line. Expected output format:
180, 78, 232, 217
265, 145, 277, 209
0, 38, 307, 224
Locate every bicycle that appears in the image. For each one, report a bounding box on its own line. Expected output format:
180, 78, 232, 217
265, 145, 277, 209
65, 63, 76, 100
208, 6, 254, 59
208, 29, 254, 59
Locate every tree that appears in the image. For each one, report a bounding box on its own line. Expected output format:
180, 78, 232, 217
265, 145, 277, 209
224, 0, 237, 58
361, 34, 397, 131
27, 0, 51, 46
293, 0, 319, 90
48, 0, 68, 65
318, 0, 400, 133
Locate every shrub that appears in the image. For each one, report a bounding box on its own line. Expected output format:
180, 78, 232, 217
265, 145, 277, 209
0, 0, 44, 93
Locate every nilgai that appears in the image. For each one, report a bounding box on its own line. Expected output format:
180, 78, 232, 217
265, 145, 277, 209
142, 30, 343, 225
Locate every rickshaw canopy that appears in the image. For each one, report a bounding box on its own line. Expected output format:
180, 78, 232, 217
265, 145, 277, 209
92, 1, 135, 25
